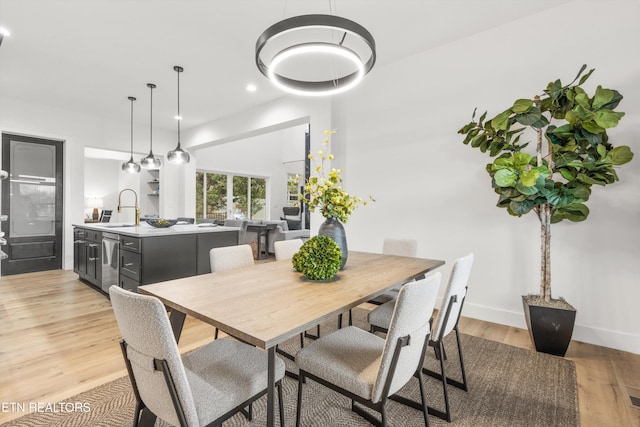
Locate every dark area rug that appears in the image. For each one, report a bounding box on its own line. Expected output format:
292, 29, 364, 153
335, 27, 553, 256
2, 309, 578, 427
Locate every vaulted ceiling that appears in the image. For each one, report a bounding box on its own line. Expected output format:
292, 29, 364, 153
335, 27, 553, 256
0, 0, 570, 131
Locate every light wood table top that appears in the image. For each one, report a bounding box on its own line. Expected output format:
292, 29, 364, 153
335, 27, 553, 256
139, 251, 445, 349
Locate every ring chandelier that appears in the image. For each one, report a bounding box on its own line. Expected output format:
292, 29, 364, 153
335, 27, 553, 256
255, 14, 376, 96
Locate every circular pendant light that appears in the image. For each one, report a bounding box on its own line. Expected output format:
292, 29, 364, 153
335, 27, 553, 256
140, 83, 162, 169
255, 14, 376, 96
167, 66, 190, 164
122, 96, 141, 173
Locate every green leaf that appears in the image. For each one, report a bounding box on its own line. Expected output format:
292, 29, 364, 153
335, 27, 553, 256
575, 128, 602, 146
609, 145, 634, 165
553, 203, 590, 223
594, 110, 625, 129
600, 89, 623, 110
558, 167, 577, 181
509, 199, 535, 215
470, 133, 487, 148
596, 144, 607, 159
548, 79, 563, 100
514, 107, 543, 126
494, 169, 517, 187
578, 68, 594, 85
493, 157, 514, 170
582, 121, 605, 134
565, 183, 591, 201
512, 99, 533, 114
551, 124, 573, 135
516, 181, 539, 195
491, 110, 512, 131
520, 169, 539, 187
577, 172, 604, 185
592, 85, 614, 110
574, 92, 590, 109
513, 152, 532, 170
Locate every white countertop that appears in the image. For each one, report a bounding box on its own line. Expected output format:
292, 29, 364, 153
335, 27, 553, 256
73, 222, 240, 238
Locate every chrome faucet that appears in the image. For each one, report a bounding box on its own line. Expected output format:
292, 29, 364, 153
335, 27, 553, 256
117, 188, 140, 226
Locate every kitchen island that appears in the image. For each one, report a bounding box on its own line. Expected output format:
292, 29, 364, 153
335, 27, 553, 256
73, 222, 239, 293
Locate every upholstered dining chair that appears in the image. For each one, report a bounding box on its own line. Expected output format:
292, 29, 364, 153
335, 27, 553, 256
368, 252, 475, 422
368, 238, 419, 306
209, 244, 254, 272
273, 238, 303, 261
109, 286, 286, 427
209, 244, 255, 339
295, 273, 442, 427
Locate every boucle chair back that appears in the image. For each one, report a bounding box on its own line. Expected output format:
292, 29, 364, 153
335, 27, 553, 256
382, 238, 417, 257
274, 238, 303, 261
371, 272, 441, 403
209, 244, 254, 272
109, 286, 199, 427
433, 253, 474, 341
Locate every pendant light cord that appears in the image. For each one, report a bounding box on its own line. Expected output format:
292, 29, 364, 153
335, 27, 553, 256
130, 97, 134, 157
176, 68, 181, 147
149, 85, 153, 152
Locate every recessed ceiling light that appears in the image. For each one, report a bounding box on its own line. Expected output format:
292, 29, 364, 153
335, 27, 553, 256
0, 27, 11, 37
246, 83, 257, 92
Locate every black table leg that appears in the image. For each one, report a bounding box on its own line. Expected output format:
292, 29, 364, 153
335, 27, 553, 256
169, 309, 186, 342
267, 346, 275, 427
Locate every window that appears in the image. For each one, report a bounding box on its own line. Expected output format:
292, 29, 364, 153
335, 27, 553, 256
197, 171, 267, 220
196, 172, 227, 220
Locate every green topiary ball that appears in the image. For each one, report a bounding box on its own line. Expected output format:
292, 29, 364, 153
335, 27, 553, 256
292, 236, 342, 281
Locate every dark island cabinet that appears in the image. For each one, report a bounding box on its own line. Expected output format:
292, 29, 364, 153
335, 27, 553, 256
74, 226, 238, 293
117, 230, 238, 292
73, 228, 102, 289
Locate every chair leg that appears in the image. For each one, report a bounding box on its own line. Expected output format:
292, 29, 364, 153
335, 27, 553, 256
214, 327, 219, 340
437, 340, 452, 422
277, 381, 285, 427
380, 403, 388, 427
296, 371, 305, 427
133, 401, 143, 427
454, 326, 469, 391
300, 332, 304, 348
417, 369, 431, 427
138, 408, 157, 427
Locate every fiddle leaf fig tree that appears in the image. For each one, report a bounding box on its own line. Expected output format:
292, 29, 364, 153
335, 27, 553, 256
459, 65, 634, 303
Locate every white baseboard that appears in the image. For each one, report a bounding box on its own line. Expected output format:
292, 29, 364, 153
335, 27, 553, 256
462, 302, 640, 355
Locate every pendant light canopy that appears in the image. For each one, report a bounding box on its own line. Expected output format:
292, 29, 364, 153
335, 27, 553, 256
167, 65, 190, 164
140, 83, 162, 169
255, 14, 376, 97
122, 96, 141, 173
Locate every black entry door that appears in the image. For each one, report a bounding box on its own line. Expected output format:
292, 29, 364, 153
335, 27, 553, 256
1, 133, 64, 275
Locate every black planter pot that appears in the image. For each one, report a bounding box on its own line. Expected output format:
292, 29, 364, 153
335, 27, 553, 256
522, 296, 576, 357
317, 217, 348, 270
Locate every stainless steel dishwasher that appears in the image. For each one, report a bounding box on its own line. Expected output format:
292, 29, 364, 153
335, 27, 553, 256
101, 232, 119, 293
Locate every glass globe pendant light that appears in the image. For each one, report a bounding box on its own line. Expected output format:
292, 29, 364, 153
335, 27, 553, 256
167, 65, 190, 164
122, 96, 141, 173
140, 83, 162, 169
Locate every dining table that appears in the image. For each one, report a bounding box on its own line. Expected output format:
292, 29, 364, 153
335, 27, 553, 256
139, 250, 445, 426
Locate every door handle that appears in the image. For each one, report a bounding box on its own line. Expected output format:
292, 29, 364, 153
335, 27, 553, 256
88, 244, 98, 261
124, 262, 134, 267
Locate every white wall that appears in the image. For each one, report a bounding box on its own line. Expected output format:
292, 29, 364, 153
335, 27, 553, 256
333, 1, 640, 353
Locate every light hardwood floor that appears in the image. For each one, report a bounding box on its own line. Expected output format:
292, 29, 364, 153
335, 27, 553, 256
0, 270, 638, 426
